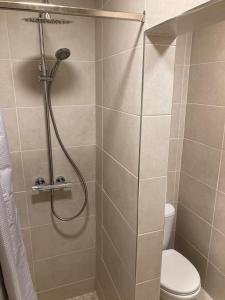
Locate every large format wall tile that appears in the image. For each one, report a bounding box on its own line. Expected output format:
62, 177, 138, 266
35, 248, 96, 291
102, 193, 136, 277
185, 104, 225, 149
103, 152, 138, 231
188, 63, 225, 106
140, 116, 171, 179
209, 229, 225, 275
0, 60, 15, 108
103, 108, 140, 175
213, 192, 225, 235
1, 108, 20, 151
182, 139, 220, 188
179, 172, 215, 223
138, 177, 166, 234
176, 204, 211, 257
136, 231, 163, 283
143, 44, 175, 115
31, 216, 96, 260
102, 231, 135, 300
205, 264, 225, 300
103, 48, 143, 115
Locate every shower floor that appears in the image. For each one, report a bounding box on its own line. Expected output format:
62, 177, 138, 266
67, 292, 98, 300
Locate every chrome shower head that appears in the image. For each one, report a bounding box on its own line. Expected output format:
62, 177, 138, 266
22, 13, 72, 24
55, 48, 71, 61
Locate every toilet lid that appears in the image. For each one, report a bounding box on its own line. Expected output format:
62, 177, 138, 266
161, 250, 201, 295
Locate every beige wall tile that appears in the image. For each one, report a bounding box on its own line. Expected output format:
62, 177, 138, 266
103, 48, 143, 115
205, 263, 225, 300
51, 106, 96, 147
11, 151, 25, 192
22, 146, 96, 189
95, 61, 103, 106
143, 44, 175, 115
7, 11, 40, 60
31, 216, 95, 260
96, 147, 102, 186
0, 13, 9, 59
15, 192, 29, 228
102, 231, 135, 300
95, 19, 103, 60
27, 182, 95, 227
167, 171, 177, 203
35, 249, 96, 291
96, 106, 102, 148
140, 116, 171, 179
172, 65, 184, 104
136, 231, 163, 283
176, 204, 211, 257
18, 107, 46, 150
96, 256, 120, 300
103, 108, 140, 175
168, 139, 178, 171
1, 109, 20, 151
102, 0, 144, 57
103, 193, 136, 277
138, 177, 166, 234
188, 63, 225, 106
135, 278, 160, 300
214, 192, 225, 235
191, 21, 225, 64
179, 172, 216, 223
209, 229, 225, 275
37, 278, 95, 300
175, 235, 207, 283
170, 103, 180, 139
182, 139, 220, 188
103, 152, 138, 231
185, 104, 225, 149
218, 151, 225, 193
0, 60, 15, 108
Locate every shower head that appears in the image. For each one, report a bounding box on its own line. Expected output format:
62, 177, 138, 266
55, 48, 71, 61
22, 13, 72, 24
49, 48, 71, 79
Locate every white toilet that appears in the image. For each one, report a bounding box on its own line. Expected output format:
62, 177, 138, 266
160, 204, 201, 300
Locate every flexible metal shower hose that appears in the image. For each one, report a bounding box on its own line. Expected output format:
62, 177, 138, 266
46, 82, 88, 221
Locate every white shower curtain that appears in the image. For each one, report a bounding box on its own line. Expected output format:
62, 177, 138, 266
0, 112, 37, 300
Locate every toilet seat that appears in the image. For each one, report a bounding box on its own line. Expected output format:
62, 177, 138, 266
161, 249, 201, 296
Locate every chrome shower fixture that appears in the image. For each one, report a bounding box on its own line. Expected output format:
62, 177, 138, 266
50, 48, 71, 79
22, 12, 72, 24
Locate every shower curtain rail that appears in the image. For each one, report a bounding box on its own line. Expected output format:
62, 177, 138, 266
0, 1, 145, 22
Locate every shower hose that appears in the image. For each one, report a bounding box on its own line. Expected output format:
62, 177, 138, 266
46, 82, 88, 221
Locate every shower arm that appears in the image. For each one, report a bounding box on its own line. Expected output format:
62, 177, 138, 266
0, 1, 145, 22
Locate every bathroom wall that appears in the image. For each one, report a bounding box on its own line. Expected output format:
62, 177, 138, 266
0, 1, 97, 299
95, 0, 145, 299
175, 21, 225, 299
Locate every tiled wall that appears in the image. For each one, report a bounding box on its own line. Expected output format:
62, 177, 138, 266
95, 1, 145, 300
135, 34, 176, 300
0, 1, 97, 299
175, 21, 225, 299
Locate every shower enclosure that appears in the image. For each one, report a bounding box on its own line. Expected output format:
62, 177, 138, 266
0, 1, 149, 299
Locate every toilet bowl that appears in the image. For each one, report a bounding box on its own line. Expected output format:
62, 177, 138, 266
160, 205, 201, 300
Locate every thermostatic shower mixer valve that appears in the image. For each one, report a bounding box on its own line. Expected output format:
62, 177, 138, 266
32, 176, 72, 192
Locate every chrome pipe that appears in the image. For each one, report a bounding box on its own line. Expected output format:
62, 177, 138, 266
38, 18, 54, 185
0, 1, 145, 22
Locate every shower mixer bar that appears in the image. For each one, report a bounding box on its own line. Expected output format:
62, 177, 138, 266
32, 182, 73, 192
0, 1, 145, 22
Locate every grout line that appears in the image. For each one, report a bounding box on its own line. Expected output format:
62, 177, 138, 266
186, 102, 225, 109
190, 60, 225, 66
184, 137, 221, 152
180, 170, 215, 191
34, 247, 96, 264
37, 277, 96, 295
100, 105, 140, 117
102, 149, 138, 179
136, 276, 160, 286
102, 189, 136, 235
204, 115, 225, 286
10, 144, 97, 153
101, 227, 136, 282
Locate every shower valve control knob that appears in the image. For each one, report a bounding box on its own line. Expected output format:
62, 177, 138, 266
56, 176, 66, 183
35, 177, 46, 186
